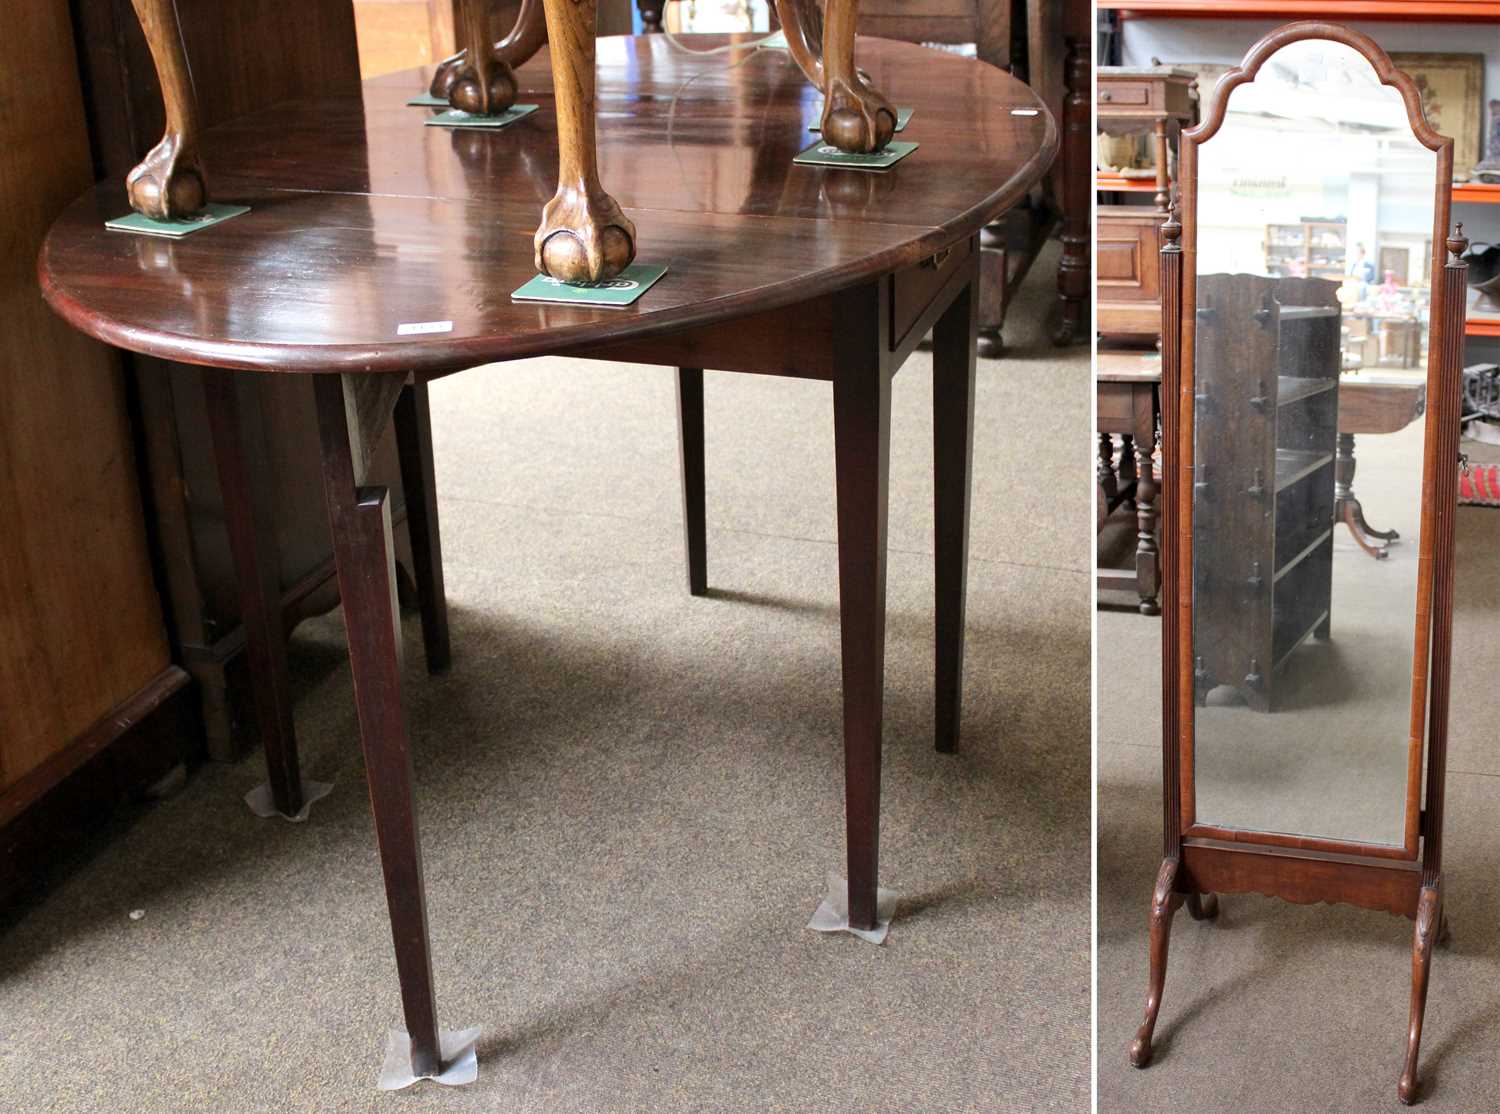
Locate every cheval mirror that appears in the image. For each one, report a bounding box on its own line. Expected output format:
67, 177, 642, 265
1130, 22, 1468, 1104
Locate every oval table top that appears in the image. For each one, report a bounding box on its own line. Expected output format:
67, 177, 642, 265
40, 34, 1056, 377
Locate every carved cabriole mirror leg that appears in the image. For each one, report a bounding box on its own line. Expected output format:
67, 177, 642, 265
1131, 199, 1205, 1071
430, 0, 547, 102
127, 0, 207, 219
775, 0, 894, 154
1399, 227, 1467, 1105
533, 0, 636, 282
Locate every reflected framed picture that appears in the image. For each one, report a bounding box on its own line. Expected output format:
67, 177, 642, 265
1389, 52, 1484, 181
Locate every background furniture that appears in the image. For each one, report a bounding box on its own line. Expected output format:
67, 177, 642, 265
1096, 355, 1161, 614
0, 0, 197, 904
1266, 218, 1347, 279
70, 0, 417, 765
1097, 66, 1194, 345
1192, 274, 1341, 713
42, 35, 1053, 1082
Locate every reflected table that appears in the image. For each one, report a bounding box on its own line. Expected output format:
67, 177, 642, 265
1336, 376, 1428, 560
39, 35, 1055, 1081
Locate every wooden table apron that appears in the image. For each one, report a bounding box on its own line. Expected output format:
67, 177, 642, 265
39, 36, 1055, 1078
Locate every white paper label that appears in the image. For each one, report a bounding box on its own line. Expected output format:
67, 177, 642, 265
1010, 108, 1040, 117
397, 320, 453, 336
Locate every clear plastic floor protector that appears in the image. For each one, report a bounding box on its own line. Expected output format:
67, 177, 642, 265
807, 871, 899, 945
377, 1027, 482, 1090
243, 779, 333, 822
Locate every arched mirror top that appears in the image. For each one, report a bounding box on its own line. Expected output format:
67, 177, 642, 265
1186, 21, 1450, 155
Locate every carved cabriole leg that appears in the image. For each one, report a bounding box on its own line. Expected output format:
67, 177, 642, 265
446, 0, 519, 115
818, 0, 895, 154
431, 0, 547, 101
1130, 857, 1185, 1067
1398, 884, 1441, 1105
314, 372, 443, 1078
534, 0, 636, 282
127, 0, 207, 218
773, 0, 824, 88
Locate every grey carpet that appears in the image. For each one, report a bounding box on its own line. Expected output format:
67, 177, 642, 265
0, 253, 1090, 1112
1098, 502, 1500, 1111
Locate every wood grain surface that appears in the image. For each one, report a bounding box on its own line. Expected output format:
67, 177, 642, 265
40, 35, 1056, 377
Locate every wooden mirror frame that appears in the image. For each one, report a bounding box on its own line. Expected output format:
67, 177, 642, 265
1132, 22, 1469, 1105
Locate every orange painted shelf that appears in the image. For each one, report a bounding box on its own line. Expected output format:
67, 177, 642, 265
1468, 320, 1500, 338
1454, 183, 1500, 204
1100, 0, 1500, 19
1097, 173, 1157, 193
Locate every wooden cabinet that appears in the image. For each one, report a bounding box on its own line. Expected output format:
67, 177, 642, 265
1098, 205, 1164, 339
1, 0, 193, 897
1191, 274, 1341, 713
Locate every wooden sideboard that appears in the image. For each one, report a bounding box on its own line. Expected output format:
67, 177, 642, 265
1, 0, 195, 901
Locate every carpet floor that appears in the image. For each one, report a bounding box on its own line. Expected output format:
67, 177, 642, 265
0, 257, 1091, 1112
1098, 501, 1500, 1111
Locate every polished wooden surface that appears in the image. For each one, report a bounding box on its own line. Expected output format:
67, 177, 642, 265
40, 35, 1056, 376
1, 0, 172, 791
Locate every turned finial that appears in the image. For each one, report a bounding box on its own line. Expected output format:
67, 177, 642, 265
1448, 222, 1469, 262
1161, 193, 1182, 244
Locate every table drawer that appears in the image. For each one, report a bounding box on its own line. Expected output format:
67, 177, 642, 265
1098, 82, 1151, 108
890, 236, 972, 350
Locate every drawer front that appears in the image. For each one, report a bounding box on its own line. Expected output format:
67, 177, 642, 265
890, 236, 972, 350
1098, 82, 1151, 108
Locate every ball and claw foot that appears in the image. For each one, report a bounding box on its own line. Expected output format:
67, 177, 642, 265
1129, 1032, 1154, 1069
450, 57, 518, 116
534, 188, 637, 283
821, 76, 896, 154
126, 138, 206, 220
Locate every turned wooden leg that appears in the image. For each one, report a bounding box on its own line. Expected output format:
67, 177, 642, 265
127, 0, 207, 218
933, 267, 977, 755
444, 0, 519, 114
1399, 885, 1441, 1105
393, 381, 451, 675
1131, 858, 1185, 1067
315, 374, 443, 1078
1134, 433, 1160, 616
201, 371, 303, 818
534, 0, 636, 282
1098, 433, 1118, 508
1053, 37, 1090, 346
832, 284, 890, 932
775, 0, 895, 154
677, 368, 708, 597
431, 0, 546, 100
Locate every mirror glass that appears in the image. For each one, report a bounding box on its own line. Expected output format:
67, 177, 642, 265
1190, 39, 1435, 847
